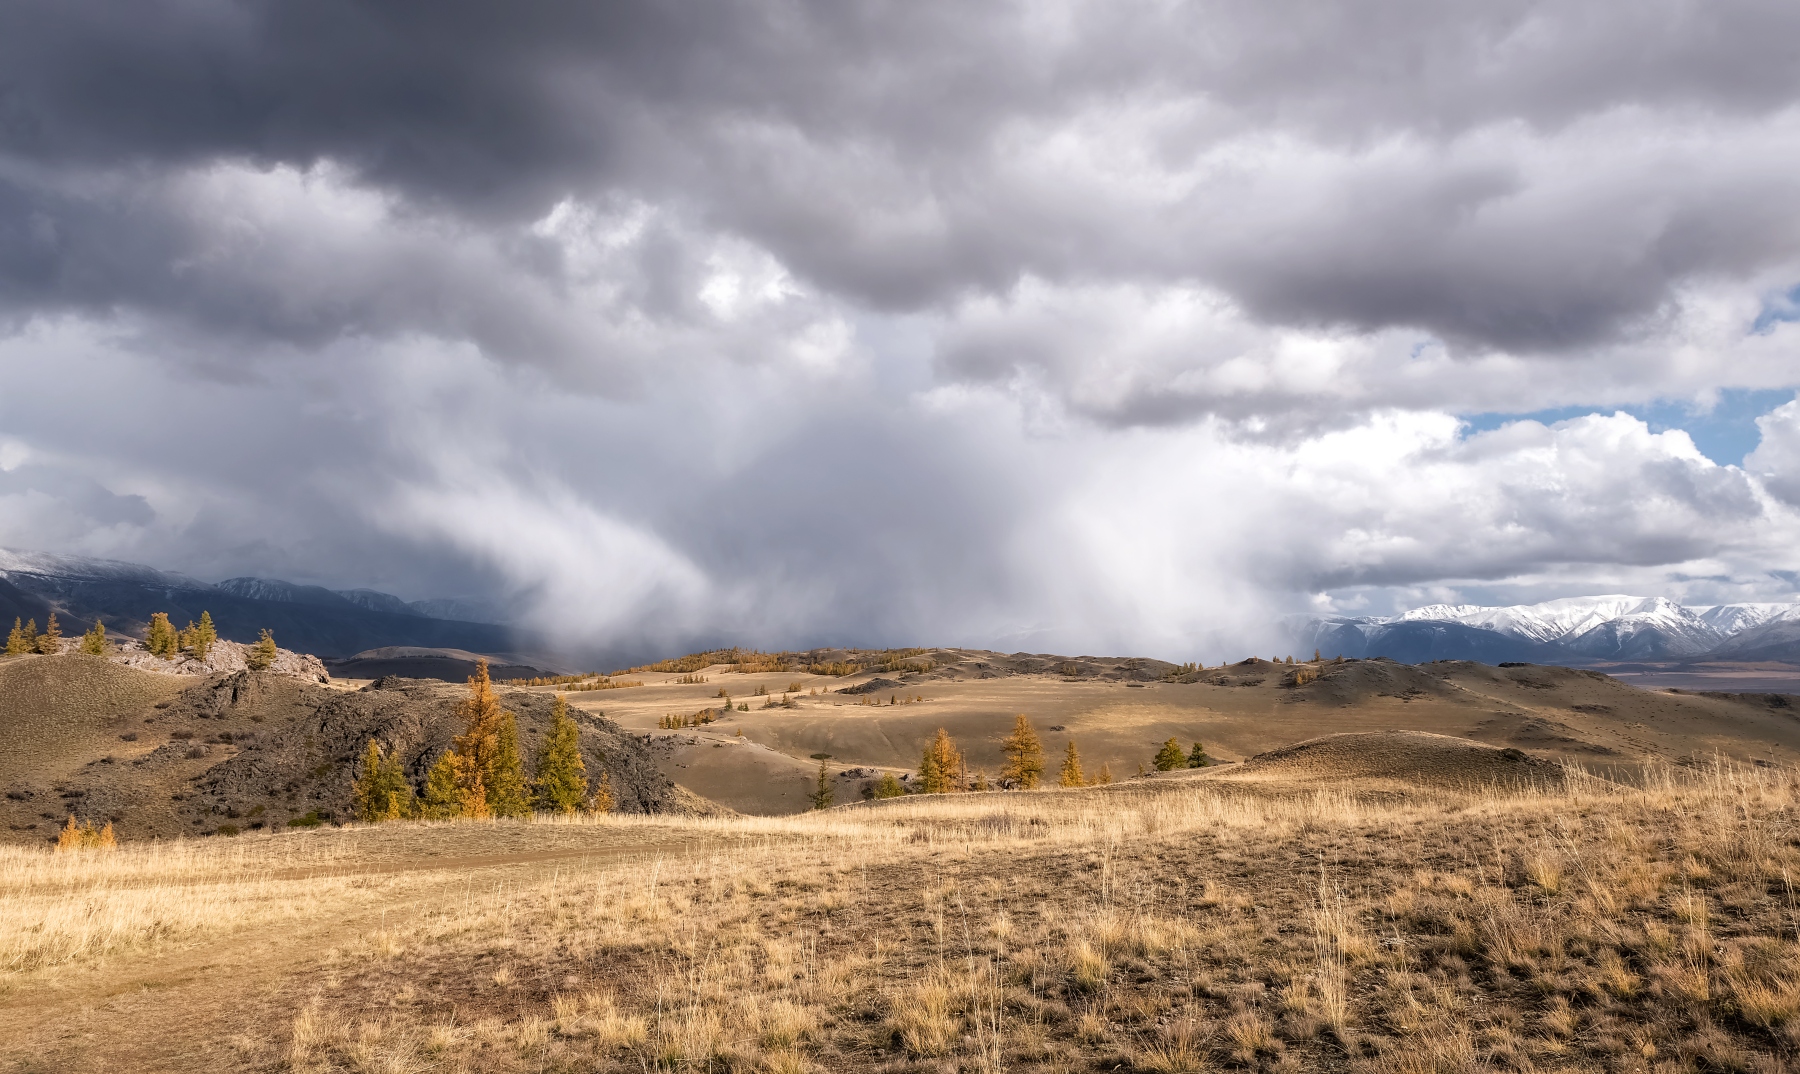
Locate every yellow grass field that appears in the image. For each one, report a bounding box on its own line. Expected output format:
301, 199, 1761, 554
4, 743, 1797, 1072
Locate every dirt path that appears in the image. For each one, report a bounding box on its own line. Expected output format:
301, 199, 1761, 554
0, 828, 748, 1073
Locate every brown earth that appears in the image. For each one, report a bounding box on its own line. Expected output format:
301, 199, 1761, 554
10, 647, 1800, 835
3, 744, 1797, 1073
557, 652, 1800, 814
0, 655, 714, 846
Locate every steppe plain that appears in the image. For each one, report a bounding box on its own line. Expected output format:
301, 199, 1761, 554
3, 646, 1799, 1073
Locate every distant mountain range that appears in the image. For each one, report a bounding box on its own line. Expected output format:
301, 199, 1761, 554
0, 548, 529, 661
1295, 595, 1800, 665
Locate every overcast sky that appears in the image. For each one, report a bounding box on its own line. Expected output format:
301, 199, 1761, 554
3, 0, 1800, 662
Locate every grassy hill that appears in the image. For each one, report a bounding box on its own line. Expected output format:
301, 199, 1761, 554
555, 649, 1800, 814
2, 738, 1795, 1072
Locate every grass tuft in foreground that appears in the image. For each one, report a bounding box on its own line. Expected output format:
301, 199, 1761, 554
5, 761, 1800, 1071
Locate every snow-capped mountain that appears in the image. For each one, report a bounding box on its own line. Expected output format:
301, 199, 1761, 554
1400, 596, 1722, 659
1693, 602, 1800, 637
0, 547, 207, 591
1297, 594, 1800, 664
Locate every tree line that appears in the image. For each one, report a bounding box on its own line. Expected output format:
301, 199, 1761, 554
6, 610, 280, 668
816, 714, 1214, 808
351, 661, 613, 823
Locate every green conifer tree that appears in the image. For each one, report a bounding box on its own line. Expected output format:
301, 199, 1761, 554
1187, 741, 1210, 768
870, 772, 905, 799
916, 742, 941, 795
378, 747, 415, 820
419, 752, 462, 819
36, 613, 61, 655
351, 740, 417, 822
247, 628, 278, 670
80, 618, 107, 655
1154, 737, 1186, 771
5, 618, 28, 655
809, 758, 834, 810
486, 710, 531, 818
532, 695, 588, 814
20, 619, 39, 653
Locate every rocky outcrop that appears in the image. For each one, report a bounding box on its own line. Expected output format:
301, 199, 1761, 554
140, 673, 704, 830
46, 637, 332, 682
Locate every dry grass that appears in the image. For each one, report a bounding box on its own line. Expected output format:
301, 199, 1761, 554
5, 759, 1800, 1072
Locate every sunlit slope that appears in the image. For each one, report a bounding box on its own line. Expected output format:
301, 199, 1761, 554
565, 652, 1800, 814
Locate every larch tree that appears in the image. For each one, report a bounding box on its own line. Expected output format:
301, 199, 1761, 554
185, 611, 218, 660
590, 768, 615, 814
532, 695, 588, 814
79, 618, 107, 655
56, 815, 116, 851
36, 613, 61, 655
1059, 740, 1086, 787
809, 758, 834, 810
352, 740, 416, 822
449, 660, 530, 819
247, 628, 277, 670
145, 613, 178, 658
488, 710, 531, 818
5, 618, 28, 655
1154, 737, 1186, 771
917, 728, 965, 794
870, 773, 906, 799
419, 753, 462, 819
999, 713, 1044, 789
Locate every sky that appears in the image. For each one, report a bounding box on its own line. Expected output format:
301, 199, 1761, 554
3, 0, 1800, 663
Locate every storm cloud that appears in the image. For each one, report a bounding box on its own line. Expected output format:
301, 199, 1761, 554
3, 0, 1799, 661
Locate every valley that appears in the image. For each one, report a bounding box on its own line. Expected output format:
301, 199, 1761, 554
5, 643, 1800, 1071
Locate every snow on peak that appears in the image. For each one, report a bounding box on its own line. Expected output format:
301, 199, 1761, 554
0, 547, 207, 589
1377, 593, 1800, 658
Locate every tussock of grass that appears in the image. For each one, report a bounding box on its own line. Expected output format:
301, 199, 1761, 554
8, 758, 1800, 1072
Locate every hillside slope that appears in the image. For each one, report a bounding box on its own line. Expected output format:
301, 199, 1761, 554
553, 650, 1800, 813
0, 656, 713, 844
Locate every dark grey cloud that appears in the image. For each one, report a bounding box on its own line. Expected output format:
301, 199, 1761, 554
5, 0, 1800, 358
4, 0, 1800, 657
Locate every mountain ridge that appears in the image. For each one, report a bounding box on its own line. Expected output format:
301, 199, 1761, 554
1300, 594, 1800, 664
0, 548, 533, 662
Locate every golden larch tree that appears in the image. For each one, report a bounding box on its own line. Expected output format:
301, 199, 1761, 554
79, 617, 107, 655
36, 612, 61, 655
247, 628, 277, 670
917, 728, 965, 793
449, 660, 530, 818
999, 713, 1044, 789
1059, 740, 1086, 787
